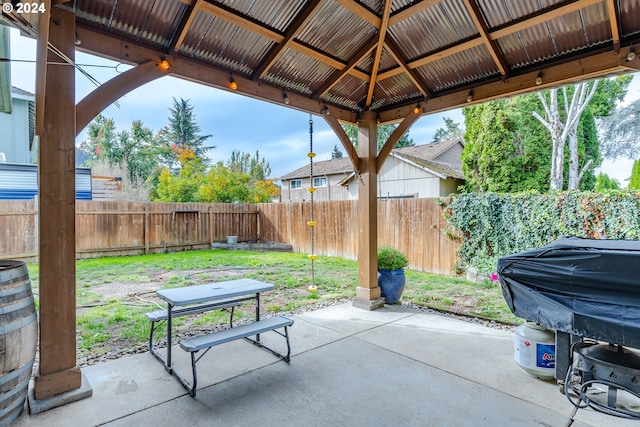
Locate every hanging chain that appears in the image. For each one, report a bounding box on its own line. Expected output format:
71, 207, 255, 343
307, 114, 317, 292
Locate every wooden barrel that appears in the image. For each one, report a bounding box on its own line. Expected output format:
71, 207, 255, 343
0, 260, 37, 426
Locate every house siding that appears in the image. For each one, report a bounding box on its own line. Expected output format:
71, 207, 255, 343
0, 97, 32, 163
377, 156, 441, 198
280, 173, 351, 202
439, 177, 464, 196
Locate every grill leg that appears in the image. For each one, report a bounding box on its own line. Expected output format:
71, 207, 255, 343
556, 332, 581, 387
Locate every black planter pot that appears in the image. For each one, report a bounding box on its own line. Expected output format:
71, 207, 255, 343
377, 269, 405, 304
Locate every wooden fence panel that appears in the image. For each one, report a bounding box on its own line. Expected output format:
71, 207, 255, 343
0, 200, 260, 260
0, 200, 37, 260
0, 199, 458, 275
76, 201, 146, 257
259, 198, 459, 275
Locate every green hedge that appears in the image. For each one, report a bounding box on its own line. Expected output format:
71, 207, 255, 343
442, 191, 640, 274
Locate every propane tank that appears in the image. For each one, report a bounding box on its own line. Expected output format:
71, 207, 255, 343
514, 321, 556, 380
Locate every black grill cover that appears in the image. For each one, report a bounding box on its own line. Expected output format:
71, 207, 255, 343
497, 237, 640, 348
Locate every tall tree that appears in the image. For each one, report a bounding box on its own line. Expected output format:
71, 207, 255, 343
462, 95, 550, 192
533, 82, 599, 190
331, 144, 343, 159
595, 173, 620, 191
599, 98, 640, 159
341, 123, 415, 152
249, 151, 271, 182
377, 124, 415, 150
78, 114, 118, 164
153, 147, 206, 202
198, 163, 250, 203
227, 150, 271, 182
79, 116, 170, 184
575, 108, 600, 190
157, 98, 213, 166
533, 76, 630, 190
629, 159, 640, 190
433, 117, 464, 142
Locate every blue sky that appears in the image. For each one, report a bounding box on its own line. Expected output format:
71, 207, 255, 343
7, 28, 640, 184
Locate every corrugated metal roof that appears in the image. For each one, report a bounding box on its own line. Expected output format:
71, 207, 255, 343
298, 1, 377, 62
7, 0, 637, 120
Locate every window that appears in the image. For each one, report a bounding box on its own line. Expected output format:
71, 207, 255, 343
313, 177, 327, 187
290, 180, 302, 189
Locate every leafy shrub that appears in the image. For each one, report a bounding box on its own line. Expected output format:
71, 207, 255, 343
377, 246, 409, 270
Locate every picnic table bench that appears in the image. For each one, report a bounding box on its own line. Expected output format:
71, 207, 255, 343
148, 279, 294, 397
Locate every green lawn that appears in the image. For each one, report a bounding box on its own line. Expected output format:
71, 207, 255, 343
26, 249, 521, 358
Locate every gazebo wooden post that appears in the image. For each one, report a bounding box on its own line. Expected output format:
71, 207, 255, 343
353, 110, 385, 310
33, 6, 84, 401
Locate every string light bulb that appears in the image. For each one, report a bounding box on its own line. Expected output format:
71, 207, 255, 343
283, 92, 290, 105
228, 75, 238, 90
413, 104, 421, 114
159, 59, 170, 71
535, 72, 543, 86
466, 90, 473, 103
627, 49, 637, 62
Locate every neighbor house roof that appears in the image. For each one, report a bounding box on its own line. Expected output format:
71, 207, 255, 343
390, 153, 465, 180
284, 139, 465, 182
280, 157, 354, 180
393, 138, 463, 161
11, 86, 35, 101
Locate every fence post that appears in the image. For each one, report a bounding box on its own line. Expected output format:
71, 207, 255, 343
33, 197, 39, 262
144, 204, 149, 255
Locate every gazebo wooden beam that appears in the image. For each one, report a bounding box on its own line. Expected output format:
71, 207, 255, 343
353, 110, 384, 311
33, 5, 82, 401
322, 111, 360, 173
76, 60, 170, 135
377, 111, 422, 174
365, 0, 392, 108
75, 25, 358, 124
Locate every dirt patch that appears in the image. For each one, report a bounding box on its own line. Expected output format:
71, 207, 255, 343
447, 295, 479, 313
85, 267, 262, 304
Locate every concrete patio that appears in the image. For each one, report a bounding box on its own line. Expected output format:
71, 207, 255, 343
13, 303, 635, 427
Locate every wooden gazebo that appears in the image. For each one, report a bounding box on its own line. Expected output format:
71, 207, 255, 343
1, 0, 639, 407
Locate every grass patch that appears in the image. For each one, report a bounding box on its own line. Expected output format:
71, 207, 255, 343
27, 249, 521, 356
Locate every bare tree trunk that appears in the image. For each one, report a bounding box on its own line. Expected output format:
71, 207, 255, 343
566, 82, 599, 189
533, 82, 599, 191
567, 128, 579, 190
534, 89, 564, 190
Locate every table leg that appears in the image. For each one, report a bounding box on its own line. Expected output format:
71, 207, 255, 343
167, 303, 174, 371
256, 292, 261, 342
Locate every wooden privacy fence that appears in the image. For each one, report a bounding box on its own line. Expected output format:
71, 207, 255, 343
0, 200, 259, 260
0, 198, 459, 275
259, 198, 459, 275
